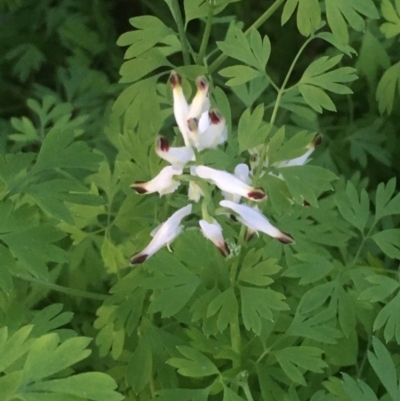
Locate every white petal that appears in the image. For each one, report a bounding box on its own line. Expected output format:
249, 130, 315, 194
188, 76, 209, 120
222, 163, 251, 203
219, 200, 294, 244
131, 204, 192, 264
198, 110, 210, 133
195, 165, 266, 201
188, 166, 203, 202
130, 166, 182, 196
155, 136, 194, 168
197, 110, 227, 151
170, 71, 191, 147
199, 219, 229, 256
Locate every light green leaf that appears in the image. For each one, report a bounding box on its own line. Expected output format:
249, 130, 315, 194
126, 337, 152, 393
281, 0, 321, 37
223, 387, 247, 401
117, 16, 175, 58
368, 337, 400, 401
373, 229, 400, 259
299, 84, 336, 113
239, 259, 281, 287
342, 373, 379, 401
359, 275, 400, 303
380, 0, 400, 38
275, 346, 327, 385
240, 287, 288, 335
184, 0, 239, 26
217, 27, 270, 70
373, 292, 400, 344
207, 288, 238, 333
376, 61, 400, 115
279, 165, 337, 207
21, 334, 91, 385
26, 373, 123, 401
32, 128, 102, 174
237, 103, 271, 152
219, 65, 261, 86
0, 325, 33, 372
143, 252, 201, 317
326, 0, 379, 44
167, 346, 219, 378
375, 179, 400, 221
335, 181, 370, 232
101, 236, 126, 274
283, 253, 334, 285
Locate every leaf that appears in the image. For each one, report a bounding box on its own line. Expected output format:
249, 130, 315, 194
299, 55, 357, 113
26, 373, 123, 401
117, 16, 174, 59
380, 0, 400, 38
341, 374, 379, 401
0, 225, 68, 279
223, 387, 247, 401
376, 61, 400, 115
101, 236, 126, 274
207, 288, 238, 332
281, 0, 321, 37
219, 65, 261, 86
283, 253, 334, 285
142, 252, 201, 317
119, 48, 173, 84
32, 128, 102, 174
184, 0, 239, 26
335, 181, 370, 233
237, 104, 271, 152
0, 325, 33, 372
155, 388, 209, 401
167, 346, 219, 378
240, 287, 288, 335
274, 346, 327, 385
375, 179, 400, 221
358, 275, 399, 303
373, 292, 400, 344
126, 337, 152, 393
325, 0, 379, 44
279, 165, 337, 207
239, 259, 281, 287
217, 27, 271, 70
368, 337, 400, 401
373, 229, 400, 259
20, 335, 92, 385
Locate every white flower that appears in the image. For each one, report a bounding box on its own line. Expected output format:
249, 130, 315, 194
169, 71, 227, 152
155, 136, 194, 169
130, 166, 182, 196
199, 219, 230, 257
130, 204, 192, 264
219, 200, 294, 244
195, 165, 266, 201
222, 163, 250, 204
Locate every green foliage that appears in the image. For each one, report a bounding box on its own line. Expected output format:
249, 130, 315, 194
1, 0, 400, 400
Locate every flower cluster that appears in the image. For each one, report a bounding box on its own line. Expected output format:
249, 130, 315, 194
129, 72, 318, 265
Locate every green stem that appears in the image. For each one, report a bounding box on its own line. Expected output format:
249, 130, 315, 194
350, 223, 376, 266
14, 274, 109, 301
230, 313, 242, 368
197, 0, 215, 65
241, 381, 255, 401
253, 36, 314, 186
208, 0, 285, 74
171, 0, 190, 65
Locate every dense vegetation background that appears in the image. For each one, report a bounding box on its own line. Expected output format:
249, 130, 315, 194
0, 0, 399, 400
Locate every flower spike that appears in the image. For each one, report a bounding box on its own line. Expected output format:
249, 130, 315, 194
219, 200, 295, 244
155, 136, 194, 169
130, 166, 182, 196
188, 76, 210, 120
130, 204, 192, 264
195, 165, 266, 201
199, 219, 230, 257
